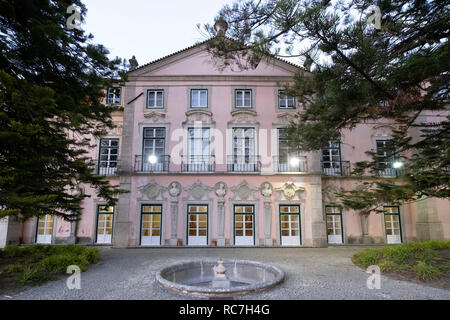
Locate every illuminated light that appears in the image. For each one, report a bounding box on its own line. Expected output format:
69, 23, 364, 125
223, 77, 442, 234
148, 155, 157, 164
290, 157, 300, 167
392, 161, 404, 169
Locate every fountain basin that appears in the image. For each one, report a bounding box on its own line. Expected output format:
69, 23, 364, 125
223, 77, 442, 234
156, 259, 284, 297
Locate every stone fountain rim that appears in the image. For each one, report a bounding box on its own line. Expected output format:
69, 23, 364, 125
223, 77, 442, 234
156, 259, 285, 297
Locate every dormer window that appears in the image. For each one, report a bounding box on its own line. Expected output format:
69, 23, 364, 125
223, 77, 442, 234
106, 87, 121, 105
147, 90, 164, 109
235, 89, 252, 108
278, 90, 296, 109
190, 89, 208, 108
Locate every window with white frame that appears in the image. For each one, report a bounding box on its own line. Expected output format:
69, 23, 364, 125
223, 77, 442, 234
106, 87, 121, 105
278, 90, 296, 109
98, 139, 119, 175
232, 127, 256, 168
147, 90, 164, 108
190, 89, 208, 108
235, 89, 252, 108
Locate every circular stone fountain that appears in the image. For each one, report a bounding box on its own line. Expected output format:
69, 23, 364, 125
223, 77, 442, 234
156, 258, 284, 297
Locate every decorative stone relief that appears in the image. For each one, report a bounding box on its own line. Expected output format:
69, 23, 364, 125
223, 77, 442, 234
371, 124, 395, 139
214, 182, 228, 200
322, 184, 342, 203
138, 180, 167, 200
275, 182, 305, 201
260, 182, 273, 198
230, 180, 259, 201
184, 180, 213, 201
108, 122, 123, 136
143, 111, 166, 123
183, 110, 214, 125
168, 181, 182, 198
276, 112, 299, 125
229, 110, 259, 125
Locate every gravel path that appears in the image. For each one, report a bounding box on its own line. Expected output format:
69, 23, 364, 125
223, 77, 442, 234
5, 247, 450, 300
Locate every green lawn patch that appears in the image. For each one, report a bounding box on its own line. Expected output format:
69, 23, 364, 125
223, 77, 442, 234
352, 240, 450, 281
0, 244, 99, 285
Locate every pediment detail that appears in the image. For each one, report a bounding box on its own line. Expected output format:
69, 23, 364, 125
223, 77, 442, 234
184, 180, 213, 201
138, 180, 167, 200
230, 180, 259, 201
275, 182, 305, 201
229, 110, 259, 125
276, 112, 299, 125
183, 110, 214, 125
143, 111, 166, 123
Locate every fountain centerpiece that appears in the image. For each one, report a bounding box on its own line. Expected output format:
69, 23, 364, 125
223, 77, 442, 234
156, 258, 284, 297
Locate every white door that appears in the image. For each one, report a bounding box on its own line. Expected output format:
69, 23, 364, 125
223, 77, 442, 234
234, 205, 254, 246
280, 206, 301, 246
36, 215, 53, 244
141, 205, 162, 246
326, 206, 343, 244
232, 128, 256, 172
187, 205, 208, 246
385, 207, 401, 244
96, 206, 114, 244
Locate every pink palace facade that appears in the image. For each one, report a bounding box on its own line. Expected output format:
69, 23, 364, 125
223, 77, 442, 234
1, 39, 449, 248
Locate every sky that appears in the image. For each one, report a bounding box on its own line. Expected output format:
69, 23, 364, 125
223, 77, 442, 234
83, 0, 233, 67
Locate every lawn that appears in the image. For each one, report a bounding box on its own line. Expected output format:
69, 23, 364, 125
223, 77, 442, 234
0, 244, 99, 288
352, 240, 450, 282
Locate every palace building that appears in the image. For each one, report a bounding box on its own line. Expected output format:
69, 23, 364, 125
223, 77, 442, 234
1, 37, 449, 248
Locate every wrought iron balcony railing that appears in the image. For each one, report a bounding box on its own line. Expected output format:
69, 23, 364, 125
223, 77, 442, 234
181, 155, 215, 172
227, 155, 261, 173
135, 155, 170, 173
321, 160, 351, 176
93, 160, 120, 176
274, 155, 308, 172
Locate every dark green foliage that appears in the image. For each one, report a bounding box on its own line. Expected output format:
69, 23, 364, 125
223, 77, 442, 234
204, 0, 450, 212
0, 0, 127, 221
1, 244, 99, 285
352, 241, 450, 281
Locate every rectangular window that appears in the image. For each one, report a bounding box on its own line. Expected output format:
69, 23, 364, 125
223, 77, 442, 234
106, 87, 121, 105
96, 206, 114, 244
326, 206, 343, 244
322, 141, 342, 176
234, 205, 254, 246
185, 128, 212, 172
279, 205, 301, 246
235, 89, 252, 108
36, 215, 53, 244
278, 129, 301, 171
147, 90, 164, 108
141, 205, 162, 246
278, 90, 296, 109
187, 205, 208, 246
376, 139, 396, 176
384, 206, 402, 244
231, 127, 257, 172
190, 89, 208, 108
142, 128, 166, 171
98, 139, 119, 175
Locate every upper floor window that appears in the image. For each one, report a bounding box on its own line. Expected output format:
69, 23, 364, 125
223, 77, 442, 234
190, 89, 208, 108
278, 90, 296, 109
106, 87, 121, 105
147, 90, 164, 109
235, 89, 252, 108
322, 141, 343, 176
98, 139, 119, 175
376, 140, 394, 167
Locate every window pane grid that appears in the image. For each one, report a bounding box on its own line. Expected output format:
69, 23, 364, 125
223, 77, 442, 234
147, 90, 164, 108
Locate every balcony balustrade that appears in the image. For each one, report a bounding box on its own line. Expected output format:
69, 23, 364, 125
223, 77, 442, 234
227, 155, 261, 173
321, 160, 351, 176
135, 155, 170, 173
93, 160, 120, 176
274, 155, 308, 172
181, 155, 215, 173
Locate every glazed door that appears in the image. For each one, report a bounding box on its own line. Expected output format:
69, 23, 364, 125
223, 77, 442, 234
141, 205, 162, 246
187, 205, 208, 246
384, 207, 402, 244
279, 205, 301, 246
326, 206, 343, 244
36, 215, 53, 244
234, 205, 254, 246
96, 206, 114, 244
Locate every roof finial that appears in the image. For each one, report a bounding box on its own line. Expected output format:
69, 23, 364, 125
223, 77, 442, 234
214, 17, 228, 36
129, 55, 139, 71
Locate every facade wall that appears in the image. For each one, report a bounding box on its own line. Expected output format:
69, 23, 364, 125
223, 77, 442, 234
10, 44, 450, 248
